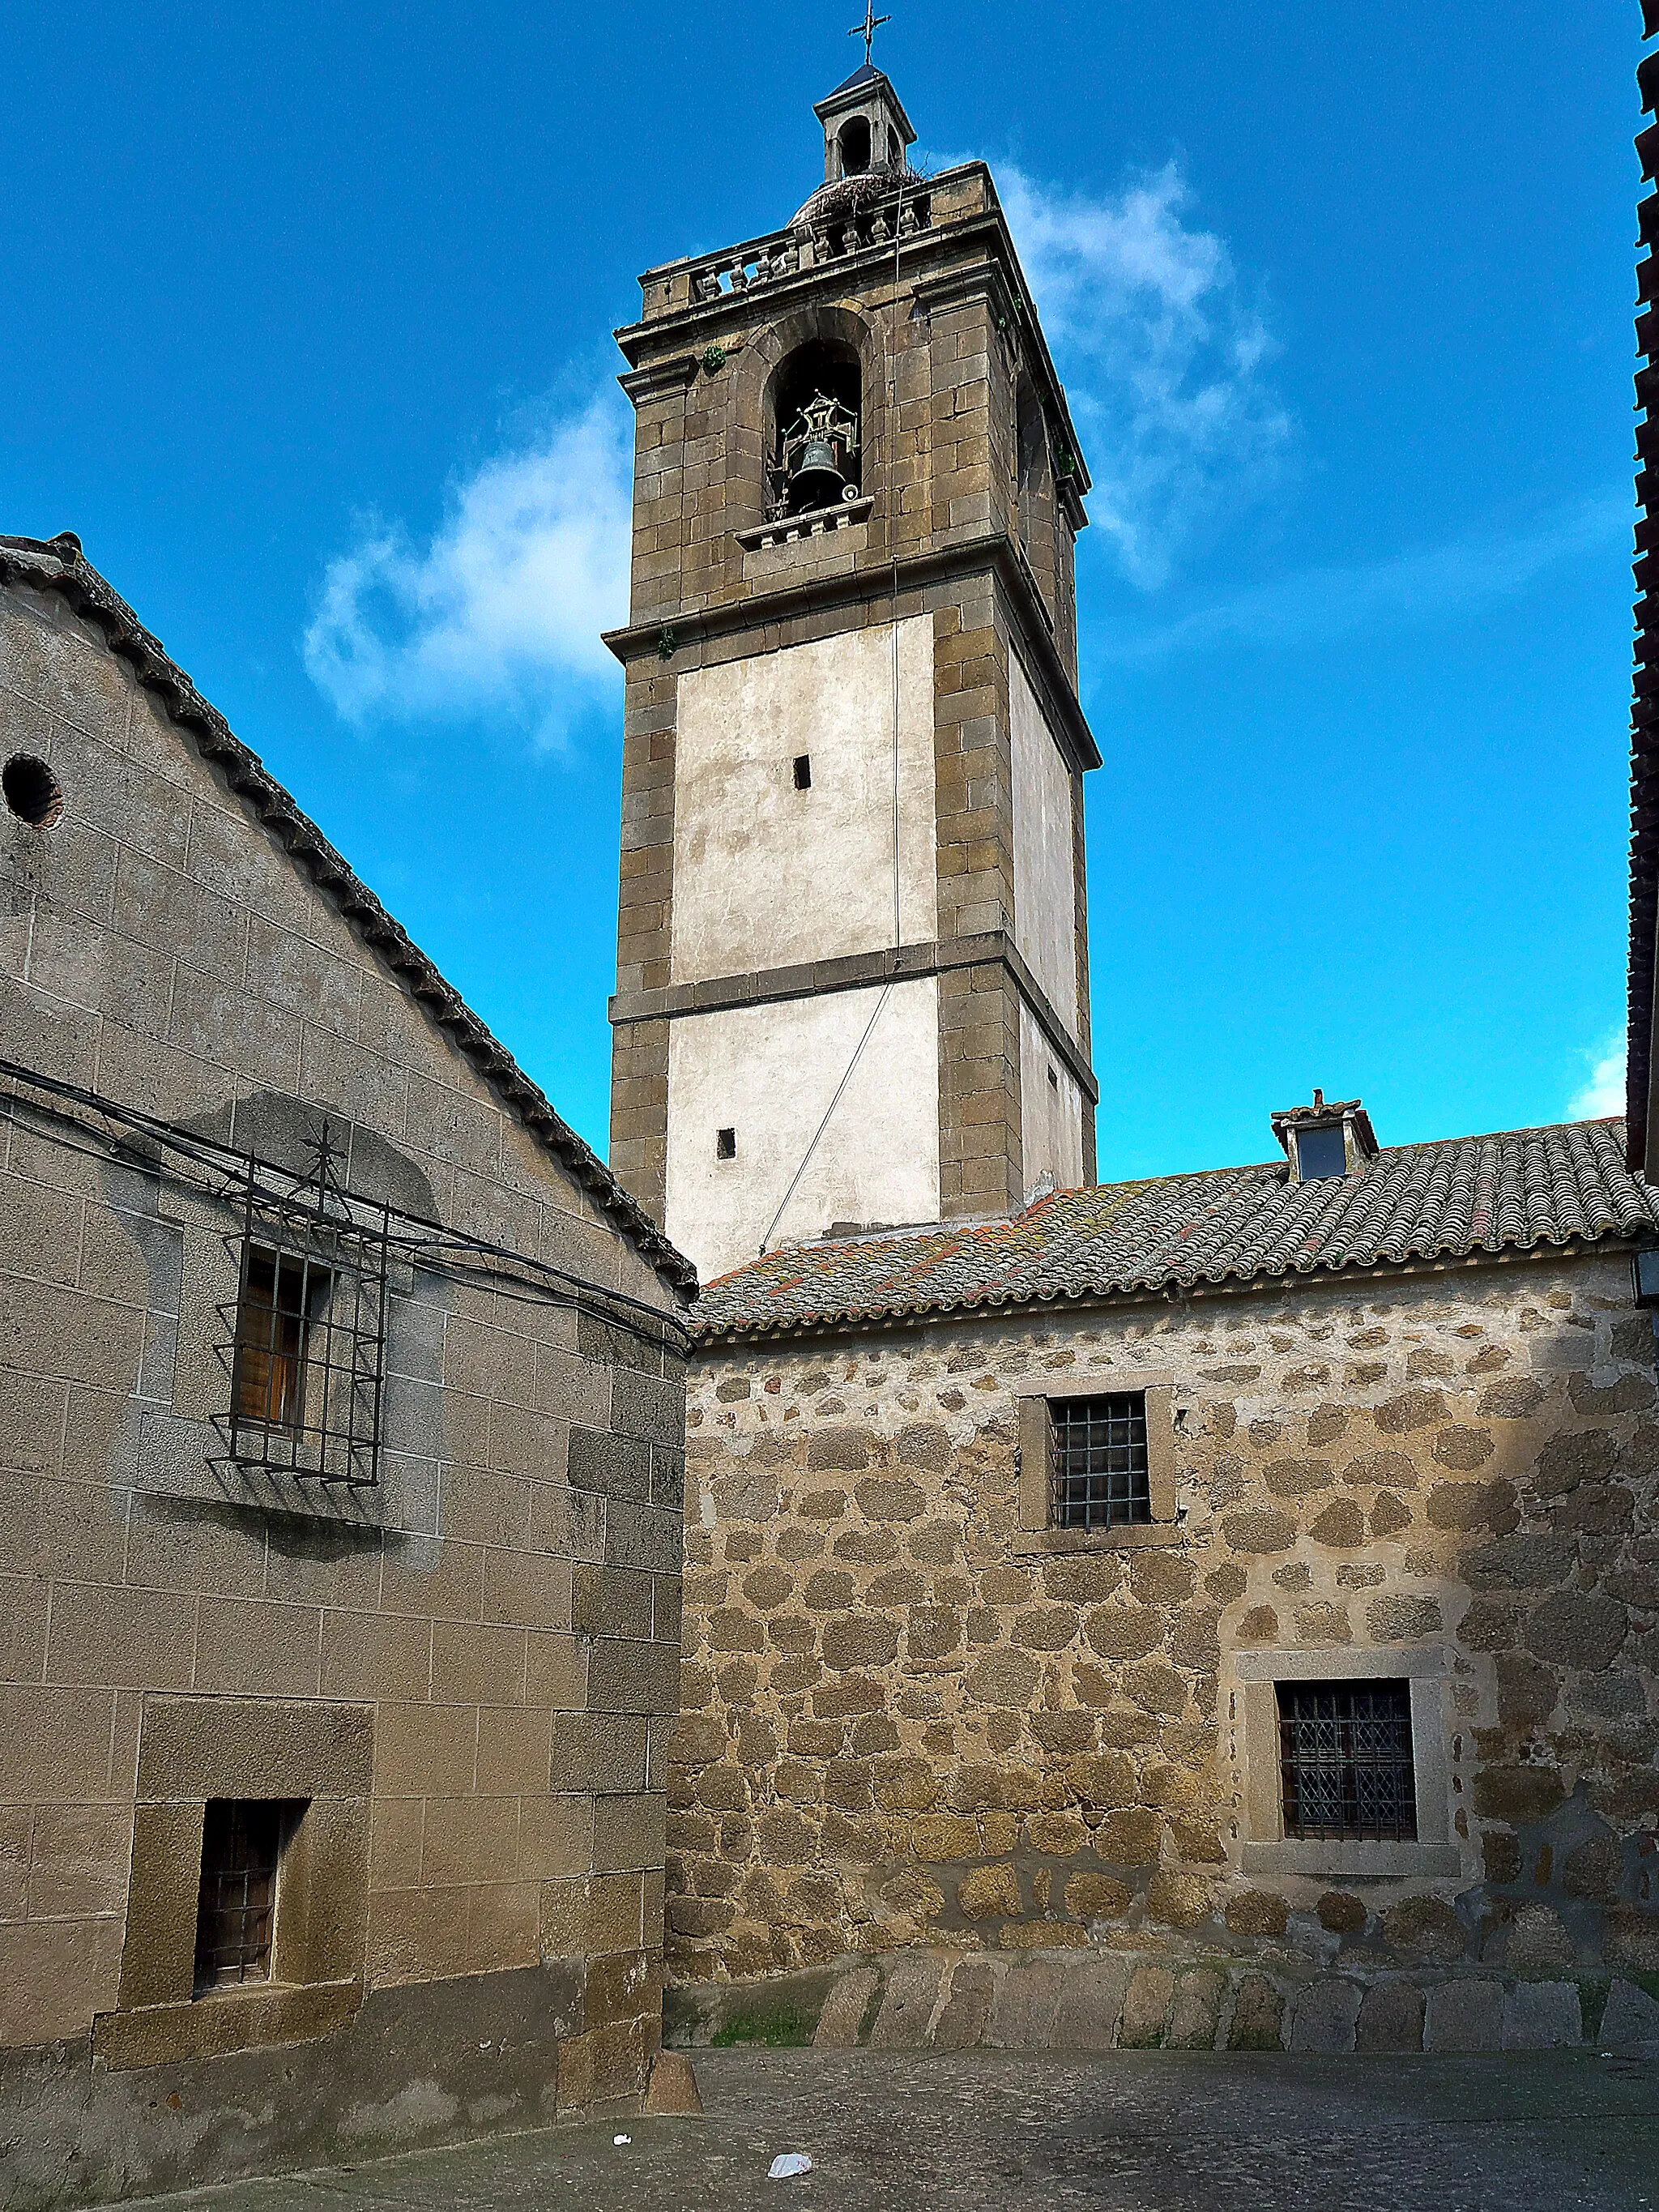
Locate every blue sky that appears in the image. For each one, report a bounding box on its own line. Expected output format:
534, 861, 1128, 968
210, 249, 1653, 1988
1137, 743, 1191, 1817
0, 2, 1640, 1179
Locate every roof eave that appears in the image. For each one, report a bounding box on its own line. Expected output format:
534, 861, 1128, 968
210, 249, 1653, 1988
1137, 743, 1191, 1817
0, 533, 699, 1302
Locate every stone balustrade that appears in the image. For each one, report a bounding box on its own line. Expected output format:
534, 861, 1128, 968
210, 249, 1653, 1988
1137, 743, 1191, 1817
680, 194, 932, 309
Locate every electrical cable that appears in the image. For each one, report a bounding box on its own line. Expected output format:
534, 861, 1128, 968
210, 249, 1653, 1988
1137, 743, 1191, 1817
0, 1056, 689, 1353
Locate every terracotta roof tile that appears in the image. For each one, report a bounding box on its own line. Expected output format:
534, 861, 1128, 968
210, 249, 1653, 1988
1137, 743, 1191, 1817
692, 1118, 1659, 1339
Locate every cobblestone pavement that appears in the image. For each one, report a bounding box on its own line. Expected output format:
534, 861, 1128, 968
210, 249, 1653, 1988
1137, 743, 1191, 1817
128, 2047, 1659, 2212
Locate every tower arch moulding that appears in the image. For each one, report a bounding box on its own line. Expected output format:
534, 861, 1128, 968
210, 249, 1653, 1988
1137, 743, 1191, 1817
736, 301, 891, 547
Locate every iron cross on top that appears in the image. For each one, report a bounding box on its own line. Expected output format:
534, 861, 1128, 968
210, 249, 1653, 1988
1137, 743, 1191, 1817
849, 0, 891, 65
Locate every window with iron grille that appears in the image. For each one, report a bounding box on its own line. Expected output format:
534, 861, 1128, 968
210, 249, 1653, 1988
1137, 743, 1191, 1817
219, 1124, 390, 1486
194, 1800, 292, 1993
1050, 1391, 1150, 1528
1277, 1679, 1417, 1842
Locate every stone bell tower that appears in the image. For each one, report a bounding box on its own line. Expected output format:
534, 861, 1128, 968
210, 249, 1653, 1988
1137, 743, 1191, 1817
604, 64, 1098, 1285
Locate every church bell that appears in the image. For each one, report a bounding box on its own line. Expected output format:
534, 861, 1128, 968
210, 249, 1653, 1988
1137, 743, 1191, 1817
776, 386, 861, 515
789, 433, 851, 509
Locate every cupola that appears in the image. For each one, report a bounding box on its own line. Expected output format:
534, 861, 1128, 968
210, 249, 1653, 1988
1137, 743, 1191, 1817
813, 63, 915, 185
1270, 1090, 1380, 1183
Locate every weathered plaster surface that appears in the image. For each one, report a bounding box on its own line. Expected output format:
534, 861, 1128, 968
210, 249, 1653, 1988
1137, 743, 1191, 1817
665, 980, 941, 1285
672, 1253, 1659, 2001
668, 617, 936, 985
1017, 999, 1085, 1203
1009, 654, 1077, 1040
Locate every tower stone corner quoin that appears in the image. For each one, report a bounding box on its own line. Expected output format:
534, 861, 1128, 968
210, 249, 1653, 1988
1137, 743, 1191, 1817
603, 60, 1098, 1288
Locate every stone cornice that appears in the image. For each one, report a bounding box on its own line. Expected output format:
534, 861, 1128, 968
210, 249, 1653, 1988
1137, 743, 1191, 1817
600, 530, 1101, 776
615, 164, 1090, 517
608, 929, 1099, 1106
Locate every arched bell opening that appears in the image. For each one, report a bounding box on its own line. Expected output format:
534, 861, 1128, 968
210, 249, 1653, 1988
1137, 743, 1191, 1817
766, 339, 864, 519
837, 116, 872, 177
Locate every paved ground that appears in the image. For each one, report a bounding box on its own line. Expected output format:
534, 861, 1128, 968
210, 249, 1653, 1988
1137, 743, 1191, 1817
130, 2047, 1659, 2212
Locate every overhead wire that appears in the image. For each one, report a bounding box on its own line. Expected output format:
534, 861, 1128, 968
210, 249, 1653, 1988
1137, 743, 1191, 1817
0, 1057, 690, 1354
760, 151, 915, 1257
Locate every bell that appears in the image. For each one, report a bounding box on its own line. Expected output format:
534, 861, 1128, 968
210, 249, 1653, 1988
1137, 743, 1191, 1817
789, 435, 845, 510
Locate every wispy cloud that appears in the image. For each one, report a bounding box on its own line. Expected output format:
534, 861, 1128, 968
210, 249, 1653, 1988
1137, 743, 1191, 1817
304, 156, 1279, 738
1568, 1032, 1627, 1121
303, 390, 630, 751
995, 159, 1290, 589
1097, 493, 1631, 664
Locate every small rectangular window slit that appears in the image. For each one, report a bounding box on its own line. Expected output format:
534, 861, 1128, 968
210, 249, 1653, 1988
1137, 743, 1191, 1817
716, 1127, 736, 1159
792, 755, 812, 791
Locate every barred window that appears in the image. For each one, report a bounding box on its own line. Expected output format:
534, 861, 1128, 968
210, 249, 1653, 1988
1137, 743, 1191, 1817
1050, 1391, 1149, 1529
218, 1125, 389, 1486
1277, 1679, 1417, 1842
194, 1800, 290, 1993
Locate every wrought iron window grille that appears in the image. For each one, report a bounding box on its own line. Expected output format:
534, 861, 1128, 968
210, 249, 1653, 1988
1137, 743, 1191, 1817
1050, 1392, 1151, 1529
215, 1122, 390, 1487
194, 1800, 290, 1993
1277, 1679, 1418, 1843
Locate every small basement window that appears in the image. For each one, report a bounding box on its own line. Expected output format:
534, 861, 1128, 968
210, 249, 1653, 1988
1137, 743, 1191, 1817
793, 754, 812, 791
716, 1127, 736, 1159
2, 752, 64, 828
194, 1800, 290, 1993
1051, 1392, 1149, 1529
1277, 1680, 1417, 1842
1294, 1124, 1348, 1181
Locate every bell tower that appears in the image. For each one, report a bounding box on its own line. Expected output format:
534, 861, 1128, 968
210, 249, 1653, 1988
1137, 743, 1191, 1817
604, 65, 1098, 1285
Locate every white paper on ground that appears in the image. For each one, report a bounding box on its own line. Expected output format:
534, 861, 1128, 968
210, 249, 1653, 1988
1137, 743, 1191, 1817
769, 2153, 813, 2179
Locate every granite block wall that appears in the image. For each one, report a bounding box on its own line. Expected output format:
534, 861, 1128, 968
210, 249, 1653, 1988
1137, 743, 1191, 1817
672, 1254, 1659, 2013
0, 573, 689, 2196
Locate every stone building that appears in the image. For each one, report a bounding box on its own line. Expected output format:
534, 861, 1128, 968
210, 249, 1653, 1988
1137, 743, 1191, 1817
599, 68, 1659, 2056
672, 1118, 1659, 2054
0, 531, 694, 2202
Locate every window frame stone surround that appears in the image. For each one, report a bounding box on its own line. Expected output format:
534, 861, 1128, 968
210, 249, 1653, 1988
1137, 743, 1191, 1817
95, 1695, 373, 2069
1013, 1369, 1179, 1551
1230, 1644, 1459, 1880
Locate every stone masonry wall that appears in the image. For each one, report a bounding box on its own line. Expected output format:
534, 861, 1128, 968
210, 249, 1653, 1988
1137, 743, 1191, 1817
670, 1253, 1659, 2021
0, 576, 686, 2177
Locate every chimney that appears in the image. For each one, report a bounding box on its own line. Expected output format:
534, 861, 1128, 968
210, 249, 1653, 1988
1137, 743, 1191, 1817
1269, 1092, 1379, 1184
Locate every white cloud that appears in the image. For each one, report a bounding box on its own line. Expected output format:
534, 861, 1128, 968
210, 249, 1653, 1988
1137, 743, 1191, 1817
303, 390, 631, 751
1098, 493, 1631, 664
1568, 1033, 1627, 1122
995, 160, 1290, 589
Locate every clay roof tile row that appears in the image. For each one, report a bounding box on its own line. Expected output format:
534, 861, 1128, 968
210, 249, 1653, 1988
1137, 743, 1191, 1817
691, 1118, 1659, 1340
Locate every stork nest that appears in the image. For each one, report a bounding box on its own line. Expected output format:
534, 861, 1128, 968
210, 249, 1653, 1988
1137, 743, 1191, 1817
791, 165, 929, 233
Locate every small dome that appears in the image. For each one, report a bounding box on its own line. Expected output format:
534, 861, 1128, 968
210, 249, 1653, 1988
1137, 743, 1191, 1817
790, 168, 923, 233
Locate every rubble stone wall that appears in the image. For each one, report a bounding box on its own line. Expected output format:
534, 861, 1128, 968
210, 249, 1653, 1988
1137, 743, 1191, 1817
672, 1253, 1659, 2013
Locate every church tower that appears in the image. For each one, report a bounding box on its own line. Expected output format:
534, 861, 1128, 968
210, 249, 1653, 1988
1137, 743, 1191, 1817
604, 62, 1098, 1284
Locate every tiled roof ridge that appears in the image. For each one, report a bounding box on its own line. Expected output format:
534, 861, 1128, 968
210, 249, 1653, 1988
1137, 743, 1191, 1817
0, 532, 698, 1300
691, 1114, 1657, 1339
